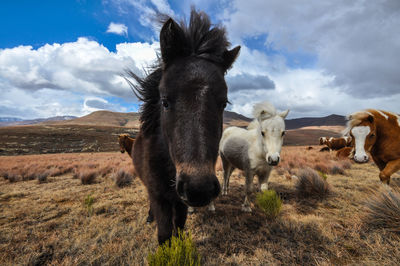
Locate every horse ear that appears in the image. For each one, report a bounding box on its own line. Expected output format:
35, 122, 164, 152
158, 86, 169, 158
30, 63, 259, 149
367, 115, 374, 123
160, 18, 187, 65
279, 110, 290, 119
222, 46, 241, 71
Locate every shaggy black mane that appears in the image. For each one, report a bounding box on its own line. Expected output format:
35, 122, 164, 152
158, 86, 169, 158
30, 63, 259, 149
126, 9, 231, 134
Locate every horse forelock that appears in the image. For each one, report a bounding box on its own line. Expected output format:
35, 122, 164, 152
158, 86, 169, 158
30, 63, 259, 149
159, 9, 230, 67
252, 101, 277, 121
343, 110, 374, 136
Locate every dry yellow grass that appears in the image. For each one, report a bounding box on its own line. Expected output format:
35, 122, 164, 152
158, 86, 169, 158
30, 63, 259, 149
1, 148, 400, 265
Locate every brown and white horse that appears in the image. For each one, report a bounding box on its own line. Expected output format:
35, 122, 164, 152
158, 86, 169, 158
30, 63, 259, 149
344, 109, 400, 184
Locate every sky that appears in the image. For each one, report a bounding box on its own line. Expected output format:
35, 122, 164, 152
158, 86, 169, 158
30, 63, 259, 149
1, 0, 399, 119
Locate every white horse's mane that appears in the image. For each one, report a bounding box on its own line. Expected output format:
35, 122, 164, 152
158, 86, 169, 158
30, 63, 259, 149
247, 101, 277, 130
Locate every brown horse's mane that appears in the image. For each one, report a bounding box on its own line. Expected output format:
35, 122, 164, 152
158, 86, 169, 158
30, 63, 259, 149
125, 9, 232, 135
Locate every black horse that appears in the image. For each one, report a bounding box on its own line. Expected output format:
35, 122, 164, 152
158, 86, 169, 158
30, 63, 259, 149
127, 9, 240, 245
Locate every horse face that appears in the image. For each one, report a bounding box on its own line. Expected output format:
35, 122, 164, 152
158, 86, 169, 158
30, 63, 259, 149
350, 116, 376, 163
118, 135, 126, 153
159, 59, 229, 207
260, 111, 288, 166
157, 17, 240, 207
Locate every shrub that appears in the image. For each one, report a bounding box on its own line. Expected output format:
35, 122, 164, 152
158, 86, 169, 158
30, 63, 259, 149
330, 164, 345, 175
84, 194, 95, 216
341, 160, 352, 170
314, 163, 329, 174
37, 172, 49, 183
1, 171, 9, 180
296, 168, 331, 199
72, 168, 79, 179
8, 173, 19, 183
79, 170, 97, 185
148, 230, 201, 266
363, 186, 400, 233
318, 171, 328, 180
256, 190, 282, 219
113, 169, 133, 188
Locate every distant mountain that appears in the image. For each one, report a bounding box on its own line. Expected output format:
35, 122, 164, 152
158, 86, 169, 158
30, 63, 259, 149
285, 114, 346, 130
0, 111, 347, 131
46, 111, 141, 127
0, 117, 23, 122
47, 110, 251, 128
0, 116, 77, 127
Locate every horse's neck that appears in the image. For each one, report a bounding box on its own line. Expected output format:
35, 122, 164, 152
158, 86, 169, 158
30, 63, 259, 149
125, 138, 133, 154
374, 116, 400, 151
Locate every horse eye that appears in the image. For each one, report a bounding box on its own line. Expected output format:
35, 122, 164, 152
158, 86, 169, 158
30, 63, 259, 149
370, 133, 375, 138
282, 131, 286, 137
161, 99, 169, 109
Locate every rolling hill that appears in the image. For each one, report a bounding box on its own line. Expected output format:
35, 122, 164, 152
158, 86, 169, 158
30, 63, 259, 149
0, 116, 76, 127
0, 110, 346, 155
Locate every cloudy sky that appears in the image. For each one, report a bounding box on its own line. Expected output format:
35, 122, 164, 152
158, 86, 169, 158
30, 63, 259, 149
1, 0, 399, 119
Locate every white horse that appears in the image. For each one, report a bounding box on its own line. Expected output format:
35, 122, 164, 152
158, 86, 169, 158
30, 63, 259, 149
217, 101, 289, 212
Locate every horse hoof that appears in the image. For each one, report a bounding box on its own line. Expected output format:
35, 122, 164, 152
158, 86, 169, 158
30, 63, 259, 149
241, 205, 252, 212
188, 206, 195, 214
261, 183, 268, 191
208, 205, 216, 212
222, 190, 228, 196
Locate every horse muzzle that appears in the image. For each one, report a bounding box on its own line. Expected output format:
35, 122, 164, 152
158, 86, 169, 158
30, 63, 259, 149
176, 173, 220, 207
354, 154, 369, 163
267, 154, 280, 166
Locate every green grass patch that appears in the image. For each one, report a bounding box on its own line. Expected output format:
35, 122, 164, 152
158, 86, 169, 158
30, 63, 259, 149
256, 190, 282, 219
148, 230, 201, 266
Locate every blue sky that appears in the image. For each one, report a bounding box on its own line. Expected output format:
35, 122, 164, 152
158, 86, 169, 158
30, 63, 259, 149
1, 0, 399, 119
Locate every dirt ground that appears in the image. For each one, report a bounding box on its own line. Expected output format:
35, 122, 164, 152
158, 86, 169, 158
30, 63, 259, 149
0, 148, 399, 265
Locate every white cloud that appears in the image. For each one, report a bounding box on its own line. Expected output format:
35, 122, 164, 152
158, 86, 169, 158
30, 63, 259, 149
106, 22, 128, 36
0, 38, 159, 118
222, 0, 400, 99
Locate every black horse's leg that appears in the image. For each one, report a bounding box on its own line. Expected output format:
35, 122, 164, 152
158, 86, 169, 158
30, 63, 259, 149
146, 206, 154, 223
173, 200, 188, 235
153, 200, 173, 245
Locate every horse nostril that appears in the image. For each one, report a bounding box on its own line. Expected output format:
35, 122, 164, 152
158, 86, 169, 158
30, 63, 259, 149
177, 180, 187, 200
364, 155, 368, 161
267, 156, 272, 164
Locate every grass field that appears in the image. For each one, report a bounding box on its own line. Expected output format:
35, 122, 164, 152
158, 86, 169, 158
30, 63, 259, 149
1, 147, 399, 265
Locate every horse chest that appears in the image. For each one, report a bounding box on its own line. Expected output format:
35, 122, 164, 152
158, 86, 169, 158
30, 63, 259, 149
251, 156, 269, 174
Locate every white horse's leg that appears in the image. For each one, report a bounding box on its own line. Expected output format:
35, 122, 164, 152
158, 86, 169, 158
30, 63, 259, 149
242, 171, 254, 212
208, 201, 215, 212
221, 158, 233, 196
258, 167, 272, 192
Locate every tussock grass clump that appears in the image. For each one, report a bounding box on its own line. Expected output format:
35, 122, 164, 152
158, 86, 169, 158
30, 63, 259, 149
84, 194, 95, 216
79, 170, 97, 185
330, 164, 345, 175
8, 173, 19, 183
37, 172, 49, 183
113, 169, 133, 188
256, 190, 282, 219
363, 187, 400, 233
314, 163, 329, 174
148, 230, 201, 266
296, 168, 331, 199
